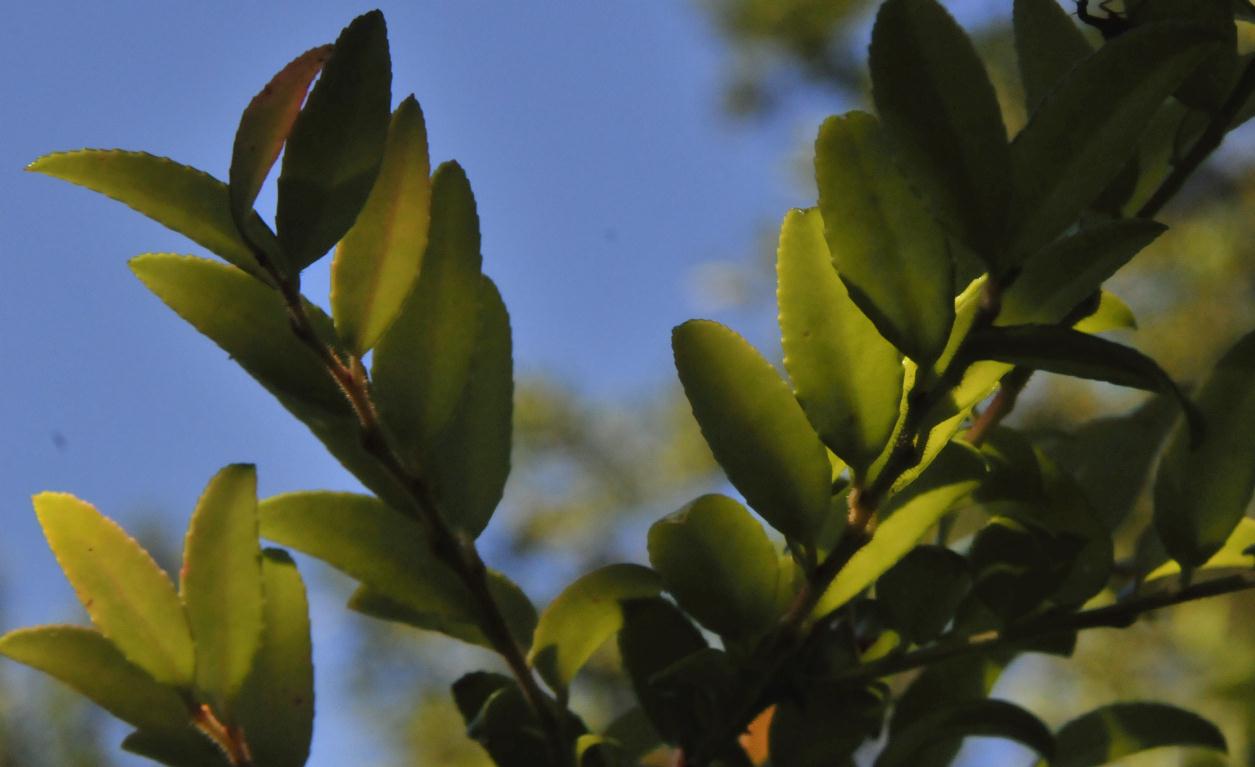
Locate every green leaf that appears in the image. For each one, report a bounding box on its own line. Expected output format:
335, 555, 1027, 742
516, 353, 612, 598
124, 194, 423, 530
617, 598, 707, 747
815, 112, 954, 363
1145, 517, 1255, 582
179, 465, 263, 719
1008, 23, 1219, 260
777, 207, 903, 476
28, 151, 276, 282
529, 564, 662, 694
276, 10, 392, 269
869, 0, 1010, 263
770, 686, 885, 767
1130, 0, 1240, 112
960, 324, 1201, 440
875, 699, 1055, 767
968, 515, 1083, 622
672, 319, 832, 545
122, 729, 230, 767
429, 276, 513, 538
452, 673, 552, 767
648, 495, 781, 639
1073, 291, 1137, 334
331, 96, 432, 354
0, 626, 188, 732
130, 254, 411, 511
372, 162, 484, 467
602, 707, 663, 763
235, 549, 314, 767
814, 443, 985, 618
1156, 329, 1255, 568
999, 219, 1166, 327
34, 492, 194, 687
889, 653, 1012, 767
1013, 0, 1093, 113
1050, 702, 1227, 767
877, 545, 971, 644
228, 45, 332, 243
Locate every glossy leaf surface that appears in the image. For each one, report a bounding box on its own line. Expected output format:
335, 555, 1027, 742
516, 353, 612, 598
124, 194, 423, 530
673, 319, 832, 545
815, 111, 954, 363
876, 699, 1054, 767
777, 207, 902, 475
277, 11, 392, 269
331, 96, 432, 354
34, 492, 194, 687
1050, 702, 1226, 767
1013, 0, 1093, 112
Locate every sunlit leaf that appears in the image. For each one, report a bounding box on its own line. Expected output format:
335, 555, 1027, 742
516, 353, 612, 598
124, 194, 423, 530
34, 492, 194, 687
180, 464, 263, 719
1072, 291, 1137, 334
1013, 0, 1093, 113
1145, 518, 1255, 582
815, 111, 954, 363
277, 10, 392, 269
1049, 702, 1227, 767
875, 699, 1054, 767
331, 96, 432, 354
673, 319, 832, 545
777, 207, 903, 476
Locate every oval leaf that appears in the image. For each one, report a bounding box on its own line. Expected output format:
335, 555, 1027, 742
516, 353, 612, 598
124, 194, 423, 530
877, 545, 971, 644
875, 699, 1055, 767
777, 207, 903, 476
277, 10, 392, 269
672, 319, 832, 545
1051, 702, 1227, 767
1145, 517, 1255, 582
34, 492, 194, 687
0, 625, 188, 732
331, 95, 433, 354
1013, 0, 1093, 113
529, 564, 662, 694
617, 598, 707, 746
1155, 329, 1255, 568
122, 729, 232, 767
815, 111, 954, 364
179, 464, 263, 718
870, 0, 1011, 264
648, 495, 781, 639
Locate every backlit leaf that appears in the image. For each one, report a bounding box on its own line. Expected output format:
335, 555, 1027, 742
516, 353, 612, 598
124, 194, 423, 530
1145, 517, 1255, 582
121, 729, 229, 767
1013, 0, 1093, 113
876, 699, 1054, 767
1050, 702, 1226, 767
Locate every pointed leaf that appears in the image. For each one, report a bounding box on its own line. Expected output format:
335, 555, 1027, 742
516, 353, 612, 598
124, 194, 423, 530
236, 550, 313, 767
877, 546, 971, 644
1155, 329, 1255, 567
28, 151, 275, 281
452, 673, 553, 767
529, 564, 662, 694
179, 464, 263, 718
331, 96, 432, 354
1008, 23, 1218, 260
34, 492, 194, 687
0, 626, 188, 732
277, 10, 392, 269
122, 729, 230, 767
617, 598, 708, 746
1073, 291, 1137, 334
672, 319, 832, 545
889, 653, 1012, 767
1013, 0, 1093, 113
372, 162, 483, 466
815, 112, 954, 363
777, 207, 903, 475
875, 699, 1054, 767
229, 45, 333, 236
814, 444, 985, 618
1050, 702, 1227, 767
870, 0, 1010, 262
1145, 517, 1255, 582
648, 495, 781, 639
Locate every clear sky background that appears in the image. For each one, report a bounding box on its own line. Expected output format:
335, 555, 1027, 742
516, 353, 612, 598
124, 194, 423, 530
0, 2, 1011, 765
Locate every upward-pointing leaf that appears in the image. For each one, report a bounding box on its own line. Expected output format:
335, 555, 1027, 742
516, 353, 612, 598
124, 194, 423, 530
815, 112, 954, 364
179, 464, 263, 719
1008, 23, 1218, 261
1013, 0, 1093, 113
870, 0, 1011, 265
277, 10, 391, 270
672, 319, 833, 546
777, 208, 903, 476
28, 151, 276, 282
228, 45, 332, 245
331, 96, 432, 355
1050, 702, 1227, 767
1155, 329, 1255, 568
34, 493, 194, 687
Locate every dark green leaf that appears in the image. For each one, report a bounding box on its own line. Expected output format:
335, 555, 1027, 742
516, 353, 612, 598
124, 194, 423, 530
1155, 329, 1255, 568
672, 319, 832, 545
277, 10, 392, 269
452, 673, 551, 767
28, 151, 276, 282
122, 729, 230, 767
969, 514, 1081, 622
1130, 0, 1239, 112
179, 464, 263, 718
33, 492, 194, 687
870, 0, 1010, 263
876, 699, 1054, 767
877, 546, 971, 644
1008, 23, 1218, 260
529, 564, 662, 694
648, 495, 781, 639
1144, 517, 1255, 582
890, 653, 1012, 767
235, 549, 314, 767
602, 707, 663, 763
815, 111, 954, 363
770, 686, 885, 767
372, 162, 483, 468
1051, 702, 1227, 767
777, 207, 903, 476
1013, 0, 1093, 113
330, 96, 432, 354
618, 598, 707, 747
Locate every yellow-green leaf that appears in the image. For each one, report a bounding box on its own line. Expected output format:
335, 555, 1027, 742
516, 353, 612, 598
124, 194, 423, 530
331, 96, 432, 354
1145, 517, 1255, 582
